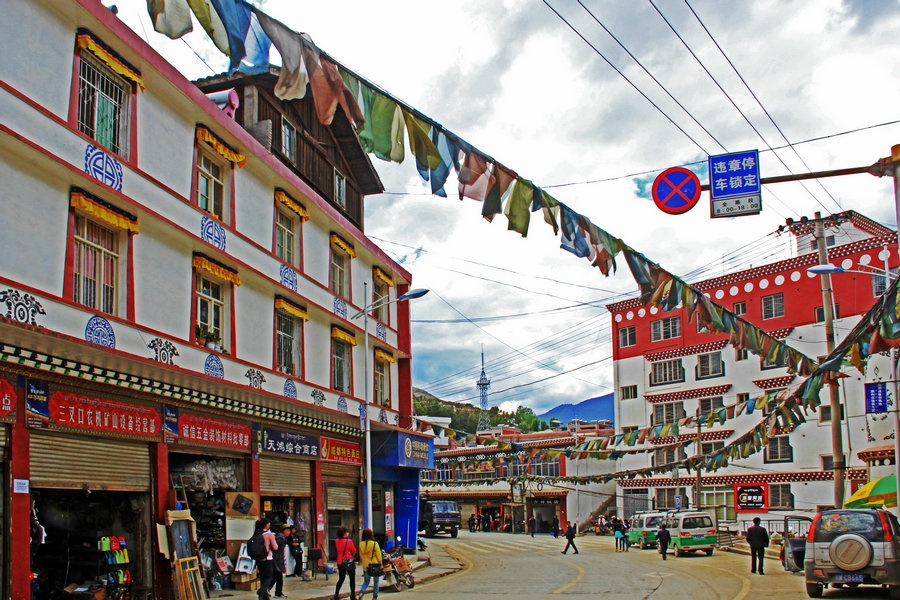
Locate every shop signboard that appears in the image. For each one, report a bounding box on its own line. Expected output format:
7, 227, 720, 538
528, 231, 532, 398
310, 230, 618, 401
49, 390, 161, 437
320, 436, 362, 465
397, 431, 434, 469
26, 378, 49, 428
164, 404, 251, 450
261, 427, 319, 458
734, 482, 768, 512
0, 377, 17, 421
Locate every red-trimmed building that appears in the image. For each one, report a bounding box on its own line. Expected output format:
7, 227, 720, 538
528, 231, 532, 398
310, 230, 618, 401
608, 211, 897, 523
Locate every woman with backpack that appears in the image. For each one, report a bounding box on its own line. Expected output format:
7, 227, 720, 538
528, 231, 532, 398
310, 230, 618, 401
249, 518, 278, 600
333, 526, 357, 600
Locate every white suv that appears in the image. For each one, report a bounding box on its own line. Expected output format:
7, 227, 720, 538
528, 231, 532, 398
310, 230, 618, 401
804, 508, 900, 598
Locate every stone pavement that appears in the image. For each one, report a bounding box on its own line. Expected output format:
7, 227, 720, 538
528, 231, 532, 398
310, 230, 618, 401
210, 543, 462, 600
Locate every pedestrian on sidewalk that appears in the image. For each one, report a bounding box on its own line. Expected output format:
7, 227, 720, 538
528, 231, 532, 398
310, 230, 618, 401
745, 517, 770, 575
528, 515, 536, 538
333, 526, 357, 600
253, 518, 279, 600
657, 523, 671, 560
560, 521, 579, 554
358, 528, 383, 599
613, 518, 625, 552
269, 524, 289, 598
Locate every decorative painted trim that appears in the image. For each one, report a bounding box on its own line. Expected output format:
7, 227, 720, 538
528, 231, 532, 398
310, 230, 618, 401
204, 354, 225, 378
84, 315, 116, 348
192, 253, 240, 286
0, 289, 45, 325
751, 375, 795, 390
331, 326, 357, 346
200, 215, 227, 250
70, 188, 138, 232
84, 145, 124, 191
148, 338, 178, 365
373, 266, 393, 287
279, 264, 298, 291
644, 384, 732, 404
196, 125, 246, 166
245, 368, 266, 389
275, 297, 308, 320
275, 189, 310, 220
645, 340, 728, 362
330, 233, 356, 258
76, 29, 144, 90
374, 349, 396, 363
283, 380, 297, 399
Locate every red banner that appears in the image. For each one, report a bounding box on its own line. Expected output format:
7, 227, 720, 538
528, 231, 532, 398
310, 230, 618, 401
0, 378, 17, 417
320, 436, 363, 465
179, 413, 251, 449
49, 391, 160, 436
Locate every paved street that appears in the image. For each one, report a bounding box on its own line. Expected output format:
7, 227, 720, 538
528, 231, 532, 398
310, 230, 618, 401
212, 530, 900, 599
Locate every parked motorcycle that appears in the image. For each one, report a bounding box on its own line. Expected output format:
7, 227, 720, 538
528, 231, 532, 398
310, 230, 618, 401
382, 541, 416, 590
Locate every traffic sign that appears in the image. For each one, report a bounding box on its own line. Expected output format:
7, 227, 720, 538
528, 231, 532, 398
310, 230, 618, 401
652, 167, 701, 215
708, 150, 761, 199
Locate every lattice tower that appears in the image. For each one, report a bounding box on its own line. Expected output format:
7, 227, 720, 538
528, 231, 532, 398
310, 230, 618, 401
476, 351, 490, 432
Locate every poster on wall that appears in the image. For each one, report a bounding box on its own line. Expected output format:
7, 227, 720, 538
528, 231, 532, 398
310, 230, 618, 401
26, 379, 49, 428
225, 491, 260, 561
384, 489, 394, 539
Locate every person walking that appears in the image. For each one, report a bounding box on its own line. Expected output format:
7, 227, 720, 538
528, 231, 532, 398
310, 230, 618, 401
333, 526, 357, 600
560, 521, 579, 554
528, 515, 536, 538
657, 523, 671, 560
269, 524, 288, 598
468, 513, 476, 533
286, 525, 303, 577
357, 528, 383, 599
254, 518, 279, 600
613, 518, 625, 552
746, 517, 770, 575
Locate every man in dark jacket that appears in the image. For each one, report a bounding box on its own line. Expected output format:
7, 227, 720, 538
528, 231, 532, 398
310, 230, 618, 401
560, 521, 579, 554
269, 525, 288, 598
746, 517, 770, 575
657, 524, 671, 560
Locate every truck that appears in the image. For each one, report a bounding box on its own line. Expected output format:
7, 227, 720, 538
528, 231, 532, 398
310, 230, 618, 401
419, 499, 461, 538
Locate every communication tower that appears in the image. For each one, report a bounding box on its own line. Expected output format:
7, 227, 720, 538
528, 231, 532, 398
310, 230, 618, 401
476, 351, 490, 432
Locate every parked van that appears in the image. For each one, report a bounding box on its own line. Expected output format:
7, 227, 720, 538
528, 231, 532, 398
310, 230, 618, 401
664, 511, 717, 556
628, 512, 668, 549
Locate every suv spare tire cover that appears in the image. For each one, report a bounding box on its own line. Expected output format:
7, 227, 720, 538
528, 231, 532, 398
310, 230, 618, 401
829, 534, 873, 571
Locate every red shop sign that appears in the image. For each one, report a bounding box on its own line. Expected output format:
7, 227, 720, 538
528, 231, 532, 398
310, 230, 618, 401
0, 378, 17, 417
49, 391, 160, 437
320, 436, 363, 465
179, 413, 251, 450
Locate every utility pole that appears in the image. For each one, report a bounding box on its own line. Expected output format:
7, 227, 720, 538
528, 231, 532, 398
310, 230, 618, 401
814, 212, 845, 508
695, 409, 702, 510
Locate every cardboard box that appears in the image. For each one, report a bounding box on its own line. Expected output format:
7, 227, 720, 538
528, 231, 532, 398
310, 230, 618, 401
234, 580, 260, 591
232, 572, 257, 583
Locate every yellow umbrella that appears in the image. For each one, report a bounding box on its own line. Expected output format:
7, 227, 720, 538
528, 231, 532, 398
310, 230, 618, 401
845, 474, 898, 509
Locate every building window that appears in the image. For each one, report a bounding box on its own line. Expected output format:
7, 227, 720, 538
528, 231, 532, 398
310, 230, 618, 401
73, 215, 120, 315
761, 354, 787, 369
332, 339, 352, 393
736, 392, 750, 406
656, 488, 689, 510
275, 210, 298, 265
733, 301, 746, 316
373, 280, 389, 322
822, 454, 845, 472
873, 269, 898, 297
650, 316, 680, 341
621, 385, 638, 400
334, 170, 347, 209
197, 148, 225, 219
276, 309, 303, 375
809, 236, 835, 251
700, 440, 724, 457
330, 247, 350, 299
653, 401, 685, 426
77, 52, 131, 157
281, 116, 296, 162
699, 396, 724, 414
619, 326, 636, 348
195, 275, 225, 345
819, 405, 845, 423
815, 304, 840, 323
653, 446, 686, 467
701, 487, 735, 522
764, 435, 793, 463
650, 358, 685, 385
769, 483, 794, 509
374, 355, 390, 406
761, 293, 784, 320
735, 347, 748, 361
696, 352, 724, 379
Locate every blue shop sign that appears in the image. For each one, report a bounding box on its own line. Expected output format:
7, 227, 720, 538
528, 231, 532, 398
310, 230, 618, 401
398, 432, 434, 469
262, 427, 320, 458
865, 382, 888, 414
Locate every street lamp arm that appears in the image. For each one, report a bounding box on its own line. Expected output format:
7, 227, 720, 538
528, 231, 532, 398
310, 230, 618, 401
351, 288, 429, 320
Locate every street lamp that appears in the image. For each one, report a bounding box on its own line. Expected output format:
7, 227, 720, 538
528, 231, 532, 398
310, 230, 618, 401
351, 285, 429, 529
807, 260, 898, 510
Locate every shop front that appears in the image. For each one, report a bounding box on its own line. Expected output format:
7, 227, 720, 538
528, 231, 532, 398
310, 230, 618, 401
26, 378, 159, 599
371, 430, 433, 548
320, 436, 362, 558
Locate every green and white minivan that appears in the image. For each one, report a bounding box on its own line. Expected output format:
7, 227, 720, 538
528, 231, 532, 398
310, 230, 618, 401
628, 511, 668, 549
664, 511, 717, 556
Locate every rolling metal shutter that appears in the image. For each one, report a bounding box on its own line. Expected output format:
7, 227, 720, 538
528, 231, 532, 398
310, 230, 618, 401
259, 456, 312, 496
0, 425, 7, 461
326, 485, 357, 511
30, 431, 150, 492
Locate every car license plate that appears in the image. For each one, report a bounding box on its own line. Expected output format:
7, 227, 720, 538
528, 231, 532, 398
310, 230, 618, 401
693, 535, 705, 539
833, 573, 864, 583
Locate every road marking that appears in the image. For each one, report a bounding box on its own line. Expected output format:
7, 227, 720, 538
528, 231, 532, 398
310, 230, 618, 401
705, 565, 751, 600
544, 555, 585, 598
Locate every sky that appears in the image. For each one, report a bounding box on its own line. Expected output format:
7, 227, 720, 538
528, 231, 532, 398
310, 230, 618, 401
116, 0, 900, 420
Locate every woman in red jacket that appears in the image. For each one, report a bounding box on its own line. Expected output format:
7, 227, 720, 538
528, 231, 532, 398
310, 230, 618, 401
333, 526, 357, 600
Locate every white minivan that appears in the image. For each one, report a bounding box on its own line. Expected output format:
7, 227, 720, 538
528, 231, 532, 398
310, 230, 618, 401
664, 511, 717, 556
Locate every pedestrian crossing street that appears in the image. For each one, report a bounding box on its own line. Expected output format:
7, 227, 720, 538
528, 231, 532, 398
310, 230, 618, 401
432, 532, 616, 555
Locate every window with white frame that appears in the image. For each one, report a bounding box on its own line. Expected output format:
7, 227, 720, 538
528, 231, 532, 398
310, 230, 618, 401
334, 169, 347, 208
696, 352, 724, 379
330, 246, 350, 299
733, 301, 746, 316
197, 149, 225, 219
650, 358, 685, 385
736, 392, 750, 406
196, 275, 225, 344
701, 487, 735, 522
275, 210, 297, 265
621, 385, 638, 400
73, 215, 121, 315
769, 483, 794, 509
765, 434, 792, 463
656, 487, 689, 510
650, 316, 680, 341
275, 309, 303, 375
873, 269, 899, 297
653, 446, 686, 467
281, 116, 296, 162
815, 304, 840, 323
735, 347, 748, 361
374, 353, 390, 406
373, 280, 389, 323
77, 51, 131, 157
700, 440, 724, 457
699, 396, 724, 414
332, 338, 352, 393
819, 404, 844, 423
653, 401, 685, 425
619, 326, 636, 347
762, 292, 784, 319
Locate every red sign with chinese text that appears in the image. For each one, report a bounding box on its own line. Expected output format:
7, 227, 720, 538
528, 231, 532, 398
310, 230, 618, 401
320, 436, 363, 465
0, 378, 17, 418
179, 413, 251, 450
49, 391, 161, 436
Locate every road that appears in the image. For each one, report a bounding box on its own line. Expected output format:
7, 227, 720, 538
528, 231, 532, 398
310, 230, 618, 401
408, 530, 893, 599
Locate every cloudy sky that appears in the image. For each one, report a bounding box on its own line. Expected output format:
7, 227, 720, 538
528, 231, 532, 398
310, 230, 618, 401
117, 0, 900, 419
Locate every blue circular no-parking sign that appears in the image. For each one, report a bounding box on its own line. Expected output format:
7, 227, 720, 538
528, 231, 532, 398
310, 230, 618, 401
652, 167, 701, 215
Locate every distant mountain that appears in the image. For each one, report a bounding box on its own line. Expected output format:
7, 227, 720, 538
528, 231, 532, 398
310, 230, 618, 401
538, 393, 615, 426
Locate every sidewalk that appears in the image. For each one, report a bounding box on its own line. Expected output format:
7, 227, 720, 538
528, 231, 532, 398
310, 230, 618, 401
210, 543, 463, 600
